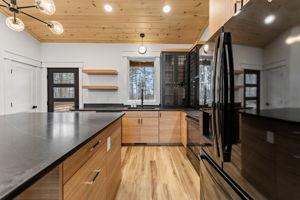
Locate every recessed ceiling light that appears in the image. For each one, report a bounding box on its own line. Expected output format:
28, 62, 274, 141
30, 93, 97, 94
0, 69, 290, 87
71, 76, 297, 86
286, 35, 300, 45
104, 4, 113, 12
163, 5, 171, 13
264, 14, 275, 25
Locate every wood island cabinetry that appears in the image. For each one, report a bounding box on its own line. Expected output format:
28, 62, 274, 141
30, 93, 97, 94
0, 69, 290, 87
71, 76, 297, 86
16, 119, 122, 200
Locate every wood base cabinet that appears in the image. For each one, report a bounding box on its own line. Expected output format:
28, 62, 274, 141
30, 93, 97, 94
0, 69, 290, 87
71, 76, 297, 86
159, 111, 181, 144
122, 111, 181, 145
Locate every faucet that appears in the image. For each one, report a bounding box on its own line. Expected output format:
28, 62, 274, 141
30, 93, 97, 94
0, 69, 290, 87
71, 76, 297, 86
141, 88, 144, 108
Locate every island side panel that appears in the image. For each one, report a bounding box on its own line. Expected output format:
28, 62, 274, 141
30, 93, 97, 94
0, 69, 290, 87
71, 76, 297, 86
14, 165, 62, 200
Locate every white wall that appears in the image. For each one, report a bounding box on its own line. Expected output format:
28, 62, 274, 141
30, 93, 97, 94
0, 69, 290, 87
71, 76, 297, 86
262, 25, 300, 108
41, 43, 191, 108
0, 14, 41, 115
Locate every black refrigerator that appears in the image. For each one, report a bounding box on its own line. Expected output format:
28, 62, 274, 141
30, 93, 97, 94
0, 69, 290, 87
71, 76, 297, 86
199, 31, 253, 200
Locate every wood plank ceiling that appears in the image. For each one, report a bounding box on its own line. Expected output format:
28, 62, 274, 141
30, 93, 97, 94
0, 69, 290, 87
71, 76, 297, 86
0, 0, 209, 43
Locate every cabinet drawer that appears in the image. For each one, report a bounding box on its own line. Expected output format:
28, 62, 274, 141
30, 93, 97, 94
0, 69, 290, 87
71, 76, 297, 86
64, 142, 107, 200
159, 111, 181, 119
276, 135, 300, 155
63, 131, 107, 184
275, 122, 300, 140
140, 111, 159, 118
124, 111, 140, 118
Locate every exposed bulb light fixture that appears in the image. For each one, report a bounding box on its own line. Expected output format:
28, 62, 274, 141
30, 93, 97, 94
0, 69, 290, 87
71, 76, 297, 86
138, 33, 147, 55
49, 21, 64, 35
163, 5, 171, 13
264, 14, 276, 25
35, 0, 56, 15
5, 16, 24, 32
104, 4, 113, 12
0, 0, 63, 34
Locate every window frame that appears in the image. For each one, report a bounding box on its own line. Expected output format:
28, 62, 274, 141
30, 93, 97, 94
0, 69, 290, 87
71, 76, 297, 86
126, 58, 158, 105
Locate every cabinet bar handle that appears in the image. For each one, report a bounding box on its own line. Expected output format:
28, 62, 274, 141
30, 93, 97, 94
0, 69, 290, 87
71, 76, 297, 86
293, 155, 300, 159
138, 119, 140, 124
90, 140, 101, 152
292, 131, 300, 135
84, 169, 102, 185
159, 113, 162, 118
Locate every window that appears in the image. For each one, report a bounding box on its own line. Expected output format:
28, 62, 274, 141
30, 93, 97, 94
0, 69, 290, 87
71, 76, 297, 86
244, 69, 260, 109
128, 60, 155, 100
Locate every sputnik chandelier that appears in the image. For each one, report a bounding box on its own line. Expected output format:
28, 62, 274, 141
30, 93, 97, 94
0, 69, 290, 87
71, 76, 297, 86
0, 0, 63, 34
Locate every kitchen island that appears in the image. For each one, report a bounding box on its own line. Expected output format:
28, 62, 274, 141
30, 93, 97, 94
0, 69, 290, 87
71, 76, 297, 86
240, 108, 300, 200
0, 112, 124, 200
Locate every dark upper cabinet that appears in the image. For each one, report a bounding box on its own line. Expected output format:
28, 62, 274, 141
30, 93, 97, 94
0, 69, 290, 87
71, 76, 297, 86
160, 52, 189, 107
189, 45, 201, 109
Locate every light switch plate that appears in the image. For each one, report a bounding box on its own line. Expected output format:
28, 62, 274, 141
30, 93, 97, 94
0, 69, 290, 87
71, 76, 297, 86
107, 136, 111, 152
266, 131, 274, 144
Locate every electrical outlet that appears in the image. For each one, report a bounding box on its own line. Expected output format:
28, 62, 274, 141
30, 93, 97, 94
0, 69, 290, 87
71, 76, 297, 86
107, 136, 111, 152
266, 131, 274, 144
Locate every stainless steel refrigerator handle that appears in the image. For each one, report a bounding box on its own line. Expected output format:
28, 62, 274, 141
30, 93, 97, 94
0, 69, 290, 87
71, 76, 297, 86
200, 151, 253, 200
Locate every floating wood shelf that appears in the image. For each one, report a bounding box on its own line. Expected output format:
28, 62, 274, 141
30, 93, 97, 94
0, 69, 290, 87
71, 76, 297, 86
82, 85, 118, 90
82, 69, 118, 75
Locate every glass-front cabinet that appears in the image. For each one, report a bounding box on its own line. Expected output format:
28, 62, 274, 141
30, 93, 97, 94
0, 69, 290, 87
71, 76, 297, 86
160, 51, 189, 107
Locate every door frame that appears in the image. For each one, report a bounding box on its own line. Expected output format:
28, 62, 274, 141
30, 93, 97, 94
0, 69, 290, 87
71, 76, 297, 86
47, 68, 79, 112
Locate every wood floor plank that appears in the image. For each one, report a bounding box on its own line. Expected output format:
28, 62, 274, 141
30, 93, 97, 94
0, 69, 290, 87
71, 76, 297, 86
116, 146, 200, 200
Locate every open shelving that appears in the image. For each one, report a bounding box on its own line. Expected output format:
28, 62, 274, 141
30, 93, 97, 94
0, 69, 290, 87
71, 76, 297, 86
82, 69, 118, 75
82, 85, 118, 90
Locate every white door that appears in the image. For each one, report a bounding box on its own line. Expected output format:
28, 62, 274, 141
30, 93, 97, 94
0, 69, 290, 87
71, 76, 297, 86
263, 66, 287, 108
6, 62, 37, 114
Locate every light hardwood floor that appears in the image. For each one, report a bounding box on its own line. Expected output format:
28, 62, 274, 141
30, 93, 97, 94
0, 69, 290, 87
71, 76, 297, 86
115, 146, 200, 200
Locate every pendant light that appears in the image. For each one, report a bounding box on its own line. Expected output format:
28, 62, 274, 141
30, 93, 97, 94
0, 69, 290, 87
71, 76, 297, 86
5, 16, 24, 32
35, 0, 56, 15
138, 33, 147, 55
0, 0, 63, 35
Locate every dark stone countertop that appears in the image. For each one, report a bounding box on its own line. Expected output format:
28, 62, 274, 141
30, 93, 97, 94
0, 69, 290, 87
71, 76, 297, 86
239, 108, 300, 123
75, 105, 197, 112
0, 112, 124, 200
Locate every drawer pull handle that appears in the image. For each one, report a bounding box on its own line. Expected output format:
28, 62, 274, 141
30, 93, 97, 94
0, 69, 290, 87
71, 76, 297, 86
90, 140, 101, 152
85, 169, 102, 185
292, 131, 300, 135
293, 155, 300, 159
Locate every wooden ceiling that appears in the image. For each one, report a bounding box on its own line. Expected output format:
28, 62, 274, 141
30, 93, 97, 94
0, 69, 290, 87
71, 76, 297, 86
0, 0, 209, 43
211, 0, 300, 47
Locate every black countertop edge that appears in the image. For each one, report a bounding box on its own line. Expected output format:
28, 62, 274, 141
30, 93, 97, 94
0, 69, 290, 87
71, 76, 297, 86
239, 108, 300, 124
1, 113, 124, 200
75, 106, 198, 112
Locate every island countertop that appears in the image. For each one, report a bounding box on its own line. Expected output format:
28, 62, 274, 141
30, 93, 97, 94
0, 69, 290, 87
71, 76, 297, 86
0, 112, 124, 200
239, 108, 300, 123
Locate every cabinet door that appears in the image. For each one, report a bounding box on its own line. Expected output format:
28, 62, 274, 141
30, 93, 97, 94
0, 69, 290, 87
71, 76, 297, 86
122, 117, 140, 143
181, 112, 187, 147
159, 111, 181, 143
175, 54, 188, 106
140, 117, 159, 143
162, 54, 176, 107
